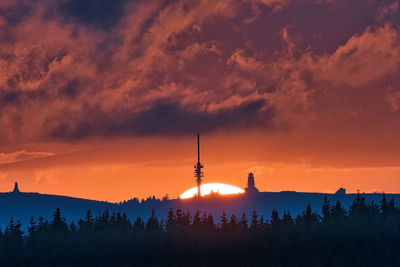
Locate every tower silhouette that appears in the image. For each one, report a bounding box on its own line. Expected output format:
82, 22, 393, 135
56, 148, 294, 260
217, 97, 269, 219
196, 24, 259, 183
12, 182, 20, 193
194, 134, 204, 197
245, 173, 258, 193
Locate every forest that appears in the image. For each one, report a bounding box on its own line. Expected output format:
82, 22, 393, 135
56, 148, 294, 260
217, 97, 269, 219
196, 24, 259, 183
1, 193, 399, 266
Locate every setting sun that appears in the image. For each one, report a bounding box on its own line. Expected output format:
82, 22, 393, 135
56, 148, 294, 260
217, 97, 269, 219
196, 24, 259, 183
179, 183, 245, 199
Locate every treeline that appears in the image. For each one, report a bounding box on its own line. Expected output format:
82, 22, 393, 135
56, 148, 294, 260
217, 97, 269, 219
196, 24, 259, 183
1, 193, 400, 266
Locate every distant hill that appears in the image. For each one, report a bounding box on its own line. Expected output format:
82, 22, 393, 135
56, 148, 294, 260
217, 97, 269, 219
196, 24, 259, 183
0, 190, 116, 228
0, 183, 397, 230
171, 190, 395, 222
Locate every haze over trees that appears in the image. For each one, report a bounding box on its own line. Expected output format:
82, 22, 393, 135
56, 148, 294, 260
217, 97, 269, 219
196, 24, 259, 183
0, 193, 399, 266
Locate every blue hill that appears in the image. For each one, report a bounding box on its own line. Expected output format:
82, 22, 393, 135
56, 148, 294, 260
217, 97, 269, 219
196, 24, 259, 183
0, 183, 396, 230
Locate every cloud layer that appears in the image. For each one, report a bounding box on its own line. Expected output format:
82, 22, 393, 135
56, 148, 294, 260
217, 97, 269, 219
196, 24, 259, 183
1, 0, 400, 145
0, 150, 54, 165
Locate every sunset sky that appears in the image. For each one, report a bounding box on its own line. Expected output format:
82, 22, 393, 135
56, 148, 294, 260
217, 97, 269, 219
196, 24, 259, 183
1, 0, 400, 202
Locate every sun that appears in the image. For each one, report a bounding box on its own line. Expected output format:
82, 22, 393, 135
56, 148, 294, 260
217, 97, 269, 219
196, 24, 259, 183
180, 183, 245, 199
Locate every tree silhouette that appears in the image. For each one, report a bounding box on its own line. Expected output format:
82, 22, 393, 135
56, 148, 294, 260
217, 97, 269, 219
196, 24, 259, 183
146, 209, 160, 233
250, 210, 259, 231
331, 200, 346, 222
28, 217, 36, 235
0, 194, 399, 265
192, 209, 201, 229
321, 195, 331, 222
282, 212, 294, 228
271, 209, 281, 229
175, 206, 183, 227
240, 213, 248, 230
51, 208, 68, 232
206, 214, 215, 230
297, 204, 319, 228
133, 217, 145, 232
166, 208, 176, 233
220, 211, 229, 231
69, 221, 77, 232
349, 191, 367, 218
4, 218, 24, 260
229, 214, 238, 231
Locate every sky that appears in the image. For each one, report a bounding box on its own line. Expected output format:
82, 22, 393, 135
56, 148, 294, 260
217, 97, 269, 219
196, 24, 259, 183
1, 0, 400, 202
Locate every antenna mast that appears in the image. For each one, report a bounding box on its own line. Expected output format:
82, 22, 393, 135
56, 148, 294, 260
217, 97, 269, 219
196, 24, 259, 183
194, 133, 204, 197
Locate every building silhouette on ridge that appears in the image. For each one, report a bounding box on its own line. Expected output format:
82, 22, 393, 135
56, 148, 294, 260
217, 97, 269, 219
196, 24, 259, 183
12, 182, 20, 193
245, 173, 259, 193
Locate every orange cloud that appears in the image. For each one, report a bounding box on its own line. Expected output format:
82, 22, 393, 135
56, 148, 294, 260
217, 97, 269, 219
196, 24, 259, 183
0, 150, 54, 165
1, 0, 400, 200
318, 25, 400, 87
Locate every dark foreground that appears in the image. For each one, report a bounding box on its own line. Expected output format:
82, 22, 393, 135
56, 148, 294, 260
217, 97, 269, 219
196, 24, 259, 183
1, 193, 400, 266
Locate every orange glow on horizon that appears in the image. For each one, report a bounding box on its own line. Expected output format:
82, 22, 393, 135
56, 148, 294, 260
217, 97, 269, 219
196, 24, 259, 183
0, 134, 400, 202
2, 0, 400, 202
180, 183, 245, 199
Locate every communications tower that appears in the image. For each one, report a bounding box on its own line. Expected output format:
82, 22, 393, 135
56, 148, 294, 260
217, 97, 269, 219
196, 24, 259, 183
194, 134, 204, 197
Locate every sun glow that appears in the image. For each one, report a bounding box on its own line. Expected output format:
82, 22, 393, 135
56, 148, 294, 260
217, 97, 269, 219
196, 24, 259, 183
180, 183, 245, 199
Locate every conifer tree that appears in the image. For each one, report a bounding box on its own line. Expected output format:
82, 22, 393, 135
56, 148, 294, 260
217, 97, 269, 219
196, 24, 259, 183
70, 221, 77, 232
282, 212, 294, 227
116, 212, 123, 225
176, 206, 183, 226
133, 217, 145, 232
110, 212, 116, 224
389, 196, 396, 209
121, 213, 131, 230
206, 214, 215, 230
4, 218, 24, 254
220, 211, 229, 231
79, 210, 94, 230
331, 200, 346, 221
229, 214, 238, 231
369, 201, 380, 217
298, 204, 319, 227
240, 213, 248, 230
250, 210, 259, 230
321, 195, 331, 222
201, 211, 208, 226
349, 191, 367, 218
85, 210, 94, 225
183, 211, 191, 228
51, 207, 68, 231
192, 209, 201, 229
28, 217, 36, 235
380, 193, 388, 219
37, 216, 47, 232
166, 208, 176, 233
387, 196, 397, 220
146, 209, 160, 232
271, 209, 281, 229
100, 209, 110, 225
258, 215, 266, 231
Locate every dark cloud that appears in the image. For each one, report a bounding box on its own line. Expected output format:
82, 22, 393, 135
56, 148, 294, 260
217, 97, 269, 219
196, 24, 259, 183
0, 2, 32, 27
57, 80, 82, 99
49, 99, 273, 140
59, 0, 129, 30
0, 89, 47, 108
130, 99, 272, 135
1, 90, 19, 105
1, 0, 400, 145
